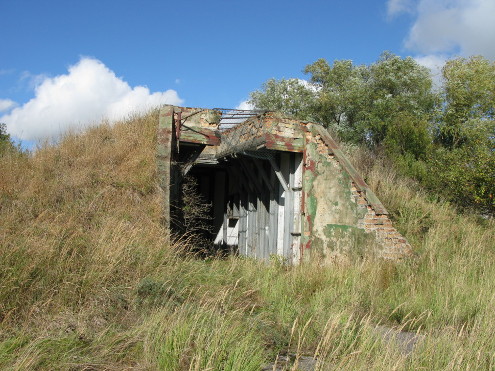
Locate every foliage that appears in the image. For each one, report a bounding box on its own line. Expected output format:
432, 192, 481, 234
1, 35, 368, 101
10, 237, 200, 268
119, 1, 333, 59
437, 56, 495, 148
304, 59, 369, 141
249, 78, 317, 121
180, 175, 214, 253
250, 53, 494, 214
427, 120, 495, 212
251, 52, 437, 150
0, 123, 16, 155
430, 56, 495, 212
365, 52, 437, 147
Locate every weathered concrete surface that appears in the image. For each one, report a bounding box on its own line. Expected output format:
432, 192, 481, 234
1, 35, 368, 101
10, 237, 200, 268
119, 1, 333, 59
303, 133, 376, 261
373, 325, 425, 355
302, 124, 412, 261
216, 112, 305, 159
261, 327, 424, 370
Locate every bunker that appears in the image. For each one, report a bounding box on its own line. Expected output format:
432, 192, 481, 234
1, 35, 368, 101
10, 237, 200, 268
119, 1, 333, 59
157, 105, 411, 263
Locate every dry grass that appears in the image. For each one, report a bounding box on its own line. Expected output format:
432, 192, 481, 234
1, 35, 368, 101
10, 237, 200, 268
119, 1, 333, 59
1, 110, 494, 370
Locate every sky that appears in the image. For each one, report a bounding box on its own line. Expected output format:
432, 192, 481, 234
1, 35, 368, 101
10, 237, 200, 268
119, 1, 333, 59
1, 0, 494, 146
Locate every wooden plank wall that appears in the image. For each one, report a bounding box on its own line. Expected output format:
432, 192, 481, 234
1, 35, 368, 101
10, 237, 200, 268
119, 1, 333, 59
216, 152, 303, 263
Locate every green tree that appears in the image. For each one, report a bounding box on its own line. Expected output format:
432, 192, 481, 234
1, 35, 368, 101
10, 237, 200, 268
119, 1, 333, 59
249, 78, 317, 121
249, 53, 494, 214
365, 52, 437, 147
252, 53, 437, 149
437, 56, 495, 148
427, 56, 495, 213
0, 123, 15, 155
304, 59, 369, 141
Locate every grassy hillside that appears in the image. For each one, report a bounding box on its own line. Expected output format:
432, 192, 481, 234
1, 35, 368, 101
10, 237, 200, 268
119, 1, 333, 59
1, 111, 494, 370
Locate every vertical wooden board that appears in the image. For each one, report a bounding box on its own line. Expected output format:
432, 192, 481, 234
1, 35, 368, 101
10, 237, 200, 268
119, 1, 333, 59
294, 152, 303, 189
223, 212, 228, 247
261, 193, 270, 260
283, 152, 294, 259
246, 193, 250, 255
238, 191, 248, 255
213, 172, 226, 239
269, 167, 279, 256
256, 196, 263, 259
292, 153, 303, 264
276, 155, 286, 256
247, 192, 257, 257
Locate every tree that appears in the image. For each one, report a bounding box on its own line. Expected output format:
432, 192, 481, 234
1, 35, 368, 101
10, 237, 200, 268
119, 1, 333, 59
437, 56, 495, 148
365, 52, 438, 147
304, 59, 369, 141
426, 56, 495, 213
249, 78, 317, 121
304, 53, 437, 149
250, 53, 437, 155
0, 123, 15, 155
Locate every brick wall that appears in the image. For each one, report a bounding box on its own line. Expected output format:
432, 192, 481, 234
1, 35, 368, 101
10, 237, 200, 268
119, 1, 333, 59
351, 184, 412, 258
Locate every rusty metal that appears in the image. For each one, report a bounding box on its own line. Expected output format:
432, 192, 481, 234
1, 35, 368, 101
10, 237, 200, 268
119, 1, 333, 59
174, 110, 182, 151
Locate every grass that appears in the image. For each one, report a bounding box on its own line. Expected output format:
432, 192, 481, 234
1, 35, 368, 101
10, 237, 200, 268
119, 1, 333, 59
1, 110, 494, 370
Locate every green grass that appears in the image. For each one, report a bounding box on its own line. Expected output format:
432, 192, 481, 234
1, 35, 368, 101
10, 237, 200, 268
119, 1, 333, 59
1, 110, 494, 370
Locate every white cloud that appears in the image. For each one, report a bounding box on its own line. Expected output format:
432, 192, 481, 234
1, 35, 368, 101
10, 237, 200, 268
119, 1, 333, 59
19, 71, 49, 90
387, 0, 414, 17
236, 100, 254, 110
0, 99, 16, 113
404, 0, 495, 59
1, 58, 183, 140
414, 54, 448, 88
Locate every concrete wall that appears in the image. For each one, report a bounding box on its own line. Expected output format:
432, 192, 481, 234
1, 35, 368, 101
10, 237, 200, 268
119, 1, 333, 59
301, 125, 412, 262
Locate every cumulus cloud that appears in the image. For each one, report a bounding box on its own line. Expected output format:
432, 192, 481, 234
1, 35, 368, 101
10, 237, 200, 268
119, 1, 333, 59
0, 99, 16, 113
1, 58, 183, 140
387, 0, 495, 84
236, 100, 254, 110
414, 54, 448, 87
394, 0, 495, 59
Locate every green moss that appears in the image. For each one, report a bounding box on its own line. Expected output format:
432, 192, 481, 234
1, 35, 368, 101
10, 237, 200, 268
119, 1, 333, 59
307, 195, 318, 217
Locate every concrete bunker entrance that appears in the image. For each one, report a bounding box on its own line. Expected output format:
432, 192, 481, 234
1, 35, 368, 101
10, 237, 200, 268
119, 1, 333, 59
160, 105, 412, 263
182, 150, 303, 262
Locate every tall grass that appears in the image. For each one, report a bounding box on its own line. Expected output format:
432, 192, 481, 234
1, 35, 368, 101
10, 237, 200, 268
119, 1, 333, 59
1, 111, 494, 370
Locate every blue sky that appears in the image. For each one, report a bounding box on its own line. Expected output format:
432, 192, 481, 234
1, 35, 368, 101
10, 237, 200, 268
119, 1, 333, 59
1, 0, 494, 145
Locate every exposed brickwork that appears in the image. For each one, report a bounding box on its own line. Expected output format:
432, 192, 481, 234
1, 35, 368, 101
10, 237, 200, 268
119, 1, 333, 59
351, 185, 413, 259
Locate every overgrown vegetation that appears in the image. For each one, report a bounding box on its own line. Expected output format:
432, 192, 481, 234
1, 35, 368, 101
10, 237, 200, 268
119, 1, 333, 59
250, 53, 495, 215
0, 123, 17, 156
1, 110, 494, 369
